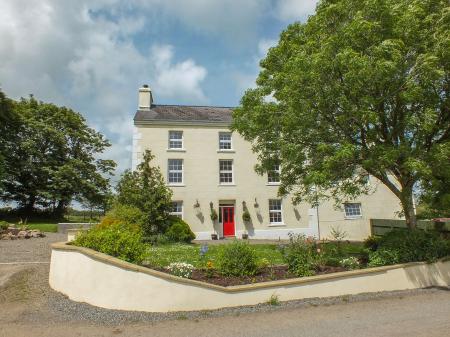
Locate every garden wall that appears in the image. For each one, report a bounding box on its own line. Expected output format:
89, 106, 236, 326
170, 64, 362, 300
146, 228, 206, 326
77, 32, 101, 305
49, 242, 450, 313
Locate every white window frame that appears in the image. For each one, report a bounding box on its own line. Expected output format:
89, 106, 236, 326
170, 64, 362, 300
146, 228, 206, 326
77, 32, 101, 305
168, 159, 183, 185
218, 132, 232, 151
267, 164, 281, 184
344, 203, 362, 219
219, 159, 234, 184
170, 201, 183, 219
168, 131, 183, 150
269, 199, 283, 224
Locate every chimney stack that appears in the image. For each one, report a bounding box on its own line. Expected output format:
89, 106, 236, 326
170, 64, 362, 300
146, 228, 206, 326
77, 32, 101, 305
138, 84, 153, 110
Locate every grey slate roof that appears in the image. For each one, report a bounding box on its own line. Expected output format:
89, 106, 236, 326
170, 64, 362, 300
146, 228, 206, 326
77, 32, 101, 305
134, 105, 234, 124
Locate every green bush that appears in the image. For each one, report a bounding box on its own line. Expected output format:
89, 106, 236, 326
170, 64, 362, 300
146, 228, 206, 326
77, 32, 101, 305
376, 229, 449, 263
73, 223, 148, 264
164, 216, 196, 243
368, 248, 400, 267
105, 204, 146, 231
0, 221, 10, 230
216, 241, 258, 276
280, 233, 317, 277
363, 235, 382, 251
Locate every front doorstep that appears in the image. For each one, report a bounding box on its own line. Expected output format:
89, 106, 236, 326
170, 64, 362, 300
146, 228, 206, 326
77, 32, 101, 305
49, 242, 450, 313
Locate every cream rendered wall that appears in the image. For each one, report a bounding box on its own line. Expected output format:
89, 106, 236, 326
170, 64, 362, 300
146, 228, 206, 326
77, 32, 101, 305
134, 123, 402, 241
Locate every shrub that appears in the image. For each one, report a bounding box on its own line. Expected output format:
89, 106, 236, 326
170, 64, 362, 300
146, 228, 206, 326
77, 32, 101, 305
167, 262, 194, 278
377, 229, 449, 263
0, 221, 10, 230
280, 233, 317, 277
368, 248, 400, 267
73, 223, 147, 264
216, 241, 258, 276
104, 204, 146, 231
364, 235, 382, 251
340, 256, 360, 270
164, 216, 196, 243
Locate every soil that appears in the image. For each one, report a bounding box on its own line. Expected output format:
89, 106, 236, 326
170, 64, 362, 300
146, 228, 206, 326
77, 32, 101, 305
152, 265, 348, 286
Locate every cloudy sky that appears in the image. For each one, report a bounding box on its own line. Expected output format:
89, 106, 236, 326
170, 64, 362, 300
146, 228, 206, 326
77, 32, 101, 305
0, 0, 318, 178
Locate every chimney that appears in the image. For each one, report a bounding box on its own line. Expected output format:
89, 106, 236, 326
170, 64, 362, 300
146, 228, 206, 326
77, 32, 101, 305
138, 84, 153, 110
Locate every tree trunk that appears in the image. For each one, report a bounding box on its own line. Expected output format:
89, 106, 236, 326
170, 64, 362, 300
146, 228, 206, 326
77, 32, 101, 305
54, 200, 67, 219
400, 189, 417, 229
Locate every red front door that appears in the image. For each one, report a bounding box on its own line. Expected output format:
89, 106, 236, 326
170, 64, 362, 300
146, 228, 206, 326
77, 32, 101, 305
222, 206, 235, 237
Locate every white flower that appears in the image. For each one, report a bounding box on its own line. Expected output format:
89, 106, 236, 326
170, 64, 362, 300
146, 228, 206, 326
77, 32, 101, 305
167, 262, 194, 278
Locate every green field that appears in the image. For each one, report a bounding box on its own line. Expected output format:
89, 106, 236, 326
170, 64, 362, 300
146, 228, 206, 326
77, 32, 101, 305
25, 223, 59, 233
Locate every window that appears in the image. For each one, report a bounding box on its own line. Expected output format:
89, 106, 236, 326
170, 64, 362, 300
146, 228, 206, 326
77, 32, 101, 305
219, 159, 233, 184
344, 203, 362, 218
219, 132, 232, 150
170, 201, 183, 218
269, 199, 283, 224
268, 164, 281, 184
168, 159, 183, 184
168, 131, 183, 149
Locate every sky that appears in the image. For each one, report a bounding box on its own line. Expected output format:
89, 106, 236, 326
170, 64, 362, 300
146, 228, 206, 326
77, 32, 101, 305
0, 0, 319, 178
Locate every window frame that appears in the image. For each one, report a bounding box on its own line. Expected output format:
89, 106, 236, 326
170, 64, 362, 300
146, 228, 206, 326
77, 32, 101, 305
219, 159, 234, 185
269, 199, 283, 224
167, 159, 184, 185
267, 164, 281, 184
170, 201, 183, 219
344, 202, 362, 219
218, 132, 233, 151
168, 130, 183, 150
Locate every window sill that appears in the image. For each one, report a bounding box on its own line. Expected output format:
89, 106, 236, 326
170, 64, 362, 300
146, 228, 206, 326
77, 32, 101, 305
167, 149, 186, 152
218, 184, 236, 186
217, 150, 235, 153
344, 216, 362, 220
266, 183, 280, 186
168, 184, 186, 187
268, 223, 286, 227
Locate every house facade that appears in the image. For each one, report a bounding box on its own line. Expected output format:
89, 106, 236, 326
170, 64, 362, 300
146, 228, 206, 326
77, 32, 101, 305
133, 85, 402, 241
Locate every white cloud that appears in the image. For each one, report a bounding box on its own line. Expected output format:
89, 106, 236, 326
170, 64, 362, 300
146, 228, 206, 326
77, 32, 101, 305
0, 0, 209, 178
275, 0, 319, 22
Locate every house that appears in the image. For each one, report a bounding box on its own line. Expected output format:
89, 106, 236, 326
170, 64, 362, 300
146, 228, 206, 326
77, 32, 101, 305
132, 85, 402, 241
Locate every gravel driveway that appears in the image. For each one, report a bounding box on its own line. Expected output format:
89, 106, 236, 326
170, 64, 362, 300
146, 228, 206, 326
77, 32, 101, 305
1, 234, 449, 337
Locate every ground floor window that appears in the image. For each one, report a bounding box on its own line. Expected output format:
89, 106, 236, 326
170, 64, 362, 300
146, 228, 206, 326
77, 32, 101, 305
344, 203, 362, 218
170, 201, 183, 218
269, 199, 283, 224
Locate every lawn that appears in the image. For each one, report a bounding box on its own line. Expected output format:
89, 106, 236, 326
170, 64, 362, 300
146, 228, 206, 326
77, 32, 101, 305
145, 243, 285, 268
26, 223, 58, 233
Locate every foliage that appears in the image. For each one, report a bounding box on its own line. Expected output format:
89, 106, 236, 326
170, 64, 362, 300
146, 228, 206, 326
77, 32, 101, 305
232, 0, 450, 229
368, 249, 400, 267
375, 229, 450, 263
364, 235, 383, 251
242, 209, 251, 222
73, 223, 147, 264
166, 262, 194, 279
216, 241, 258, 276
0, 221, 9, 230
115, 150, 173, 238
103, 204, 145, 231
164, 216, 196, 243
339, 256, 360, 270
267, 294, 280, 306
0, 92, 115, 216
210, 208, 218, 221
257, 257, 271, 270
279, 233, 317, 277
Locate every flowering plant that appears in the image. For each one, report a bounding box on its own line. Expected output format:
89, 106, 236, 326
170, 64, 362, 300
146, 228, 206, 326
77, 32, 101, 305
167, 262, 194, 278
339, 256, 360, 270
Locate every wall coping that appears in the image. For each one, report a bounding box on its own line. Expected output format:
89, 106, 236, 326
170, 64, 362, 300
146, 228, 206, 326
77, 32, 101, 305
51, 242, 450, 293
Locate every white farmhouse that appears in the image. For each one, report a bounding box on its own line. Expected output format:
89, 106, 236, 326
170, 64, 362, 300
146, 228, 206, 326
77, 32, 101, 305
133, 85, 402, 241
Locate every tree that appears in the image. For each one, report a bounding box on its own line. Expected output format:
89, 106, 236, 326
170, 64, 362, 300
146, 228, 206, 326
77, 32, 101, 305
0, 94, 115, 216
232, 0, 449, 229
115, 150, 173, 237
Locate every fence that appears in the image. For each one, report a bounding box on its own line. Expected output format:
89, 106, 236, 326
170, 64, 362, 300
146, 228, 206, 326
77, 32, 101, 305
370, 219, 450, 236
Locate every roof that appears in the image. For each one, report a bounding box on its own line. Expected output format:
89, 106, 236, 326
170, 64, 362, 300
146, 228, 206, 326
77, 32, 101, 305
134, 104, 234, 125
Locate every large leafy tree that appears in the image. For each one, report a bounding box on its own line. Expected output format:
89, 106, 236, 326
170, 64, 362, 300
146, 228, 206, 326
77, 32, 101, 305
0, 94, 115, 216
232, 0, 449, 229
115, 150, 173, 237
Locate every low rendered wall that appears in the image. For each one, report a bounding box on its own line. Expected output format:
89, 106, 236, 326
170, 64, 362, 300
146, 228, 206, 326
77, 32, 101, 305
49, 243, 450, 313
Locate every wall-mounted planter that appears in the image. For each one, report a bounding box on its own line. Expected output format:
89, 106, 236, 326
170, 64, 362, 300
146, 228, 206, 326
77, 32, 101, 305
49, 242, 450, 313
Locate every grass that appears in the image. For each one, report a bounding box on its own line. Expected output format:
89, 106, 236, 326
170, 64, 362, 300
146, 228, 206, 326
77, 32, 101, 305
26, 223, 58, 233
145, 242, 285, 268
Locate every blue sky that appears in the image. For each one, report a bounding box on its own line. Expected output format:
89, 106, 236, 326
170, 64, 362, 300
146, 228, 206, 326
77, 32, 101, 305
0, 0, 318, 177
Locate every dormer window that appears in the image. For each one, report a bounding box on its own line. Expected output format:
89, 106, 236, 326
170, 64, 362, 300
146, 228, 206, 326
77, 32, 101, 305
169, 131, 183, 149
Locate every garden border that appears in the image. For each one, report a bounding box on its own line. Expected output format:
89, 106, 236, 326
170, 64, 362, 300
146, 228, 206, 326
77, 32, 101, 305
49, 242, 450, 312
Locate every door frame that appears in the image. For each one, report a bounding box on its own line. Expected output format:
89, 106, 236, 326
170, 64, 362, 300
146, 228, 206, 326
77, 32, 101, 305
219, 202, 235, 237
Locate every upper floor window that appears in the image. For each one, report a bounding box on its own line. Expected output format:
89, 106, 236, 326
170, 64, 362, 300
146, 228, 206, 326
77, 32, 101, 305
219, 132, 232, 150
269, 199, 283, 224
219, 159, 233, 184
268, 164, 281, 184
344, 203, 362, 218
170, 201, 183, 218
168, 131, 183, 149
168, 159, 183, 184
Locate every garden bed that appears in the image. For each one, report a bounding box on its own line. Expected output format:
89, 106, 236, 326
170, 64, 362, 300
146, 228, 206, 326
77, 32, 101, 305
151, 265, 348, 286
